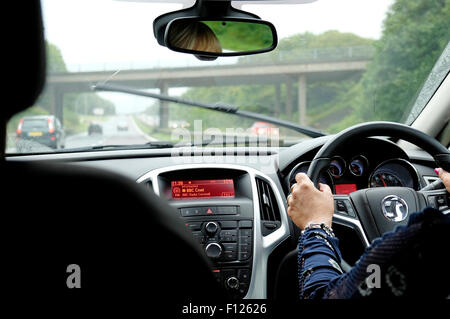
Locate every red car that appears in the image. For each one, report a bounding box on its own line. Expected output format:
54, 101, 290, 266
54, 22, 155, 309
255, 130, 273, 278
249, 121, 279, 136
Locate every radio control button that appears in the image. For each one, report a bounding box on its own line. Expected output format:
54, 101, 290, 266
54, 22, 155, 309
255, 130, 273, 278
239, 220, 252, 228
237, 269, 251, 282
205, 242, 222, 259
217, 206, 237, 215
180, 207, 202, 217
240, 229, 252, 236
205, 222, 219, 235
239, 236, 252, 245
220, 221, 238, 229
239, 252, 250, 260
226, 276, 240, 289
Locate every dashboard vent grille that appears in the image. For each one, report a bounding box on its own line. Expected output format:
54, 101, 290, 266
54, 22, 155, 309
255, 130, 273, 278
256, 178, 281, 235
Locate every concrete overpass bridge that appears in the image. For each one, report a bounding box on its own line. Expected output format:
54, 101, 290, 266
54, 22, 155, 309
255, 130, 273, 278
46, 46, 373, 128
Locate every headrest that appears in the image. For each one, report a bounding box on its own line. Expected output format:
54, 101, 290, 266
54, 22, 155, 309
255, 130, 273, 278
2, 1, 46, 121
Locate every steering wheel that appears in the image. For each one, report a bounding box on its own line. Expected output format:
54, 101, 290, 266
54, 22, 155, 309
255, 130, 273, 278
307, 121, 450, 242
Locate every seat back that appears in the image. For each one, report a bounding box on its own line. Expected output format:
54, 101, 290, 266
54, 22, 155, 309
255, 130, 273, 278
1, 1, 225, 306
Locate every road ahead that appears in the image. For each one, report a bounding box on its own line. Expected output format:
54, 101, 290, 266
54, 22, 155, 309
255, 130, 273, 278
65, 115, 153, 149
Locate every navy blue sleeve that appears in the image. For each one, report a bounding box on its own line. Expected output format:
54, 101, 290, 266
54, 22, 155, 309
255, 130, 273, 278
297, 207, 449, 299
298, 228, 344, 299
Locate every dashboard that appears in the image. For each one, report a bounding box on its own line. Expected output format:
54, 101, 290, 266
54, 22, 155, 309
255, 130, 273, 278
6, 135, 441, 299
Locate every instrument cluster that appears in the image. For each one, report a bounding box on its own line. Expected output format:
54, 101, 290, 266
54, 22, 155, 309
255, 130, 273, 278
287, 156, 420, 195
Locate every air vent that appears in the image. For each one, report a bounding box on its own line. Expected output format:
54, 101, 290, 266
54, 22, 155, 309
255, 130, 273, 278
255, 177, 281, 235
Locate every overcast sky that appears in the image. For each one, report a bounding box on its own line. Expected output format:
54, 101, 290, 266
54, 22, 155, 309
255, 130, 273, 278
41, 0, 394, 113
42, 0, 394, 70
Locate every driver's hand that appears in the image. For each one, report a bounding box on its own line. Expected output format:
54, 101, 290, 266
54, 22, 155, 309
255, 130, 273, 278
436, 168, 450, 192
287, 173, 334, 230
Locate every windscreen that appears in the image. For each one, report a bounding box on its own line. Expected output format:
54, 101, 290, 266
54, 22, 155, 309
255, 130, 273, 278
4, 0, 449, 154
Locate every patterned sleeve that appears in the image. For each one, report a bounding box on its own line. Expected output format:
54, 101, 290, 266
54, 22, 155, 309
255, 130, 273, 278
298, 207, 449, 299
298, 228, 344, 299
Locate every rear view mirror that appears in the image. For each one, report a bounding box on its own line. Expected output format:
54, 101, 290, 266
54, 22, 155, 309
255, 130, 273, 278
165, 18, 277, 57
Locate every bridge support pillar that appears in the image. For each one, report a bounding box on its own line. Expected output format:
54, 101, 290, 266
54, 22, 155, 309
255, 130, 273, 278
159, 82, 169, 129
49, 86, 64, 124
298, 74, 307, 126
285, 80, 293, 119
274, 83, 281, 117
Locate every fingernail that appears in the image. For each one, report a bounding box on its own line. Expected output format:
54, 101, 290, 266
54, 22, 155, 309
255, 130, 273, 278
434, 168, 440, 175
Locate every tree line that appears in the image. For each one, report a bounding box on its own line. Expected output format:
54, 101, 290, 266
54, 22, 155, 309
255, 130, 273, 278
170, 0, 450, 135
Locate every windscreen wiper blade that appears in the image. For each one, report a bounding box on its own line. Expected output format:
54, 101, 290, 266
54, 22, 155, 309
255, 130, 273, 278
55, 141, 178, 153
90, 142, 179, 150
93, 83, 325, 138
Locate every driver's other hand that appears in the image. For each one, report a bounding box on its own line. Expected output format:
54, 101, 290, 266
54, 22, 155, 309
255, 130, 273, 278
436, 168, 450, 192
287, 173, 334, 230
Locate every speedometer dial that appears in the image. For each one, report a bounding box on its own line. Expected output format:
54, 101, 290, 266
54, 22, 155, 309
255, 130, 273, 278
369, 171, 403, 187
368, 159, 419, 190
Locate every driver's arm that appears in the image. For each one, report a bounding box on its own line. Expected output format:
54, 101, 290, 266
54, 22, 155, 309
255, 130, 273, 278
287, 172, 342, 299
288, 169, 450, 299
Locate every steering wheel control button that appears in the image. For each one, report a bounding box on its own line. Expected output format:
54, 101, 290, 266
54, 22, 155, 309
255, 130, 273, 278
335, 199, 357, 218
428, 196, 438, 209
226, 276, 240, 289
336, 200, 347, 213
436, 195, 447, 206
205, 221, 219, 235
205, 242, 222, 259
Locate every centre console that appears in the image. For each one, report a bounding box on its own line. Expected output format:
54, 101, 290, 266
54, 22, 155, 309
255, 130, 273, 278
136, 164, 290, 299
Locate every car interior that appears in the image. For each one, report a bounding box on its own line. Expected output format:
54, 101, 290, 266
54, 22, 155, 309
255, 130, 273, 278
2, 0, 449, 308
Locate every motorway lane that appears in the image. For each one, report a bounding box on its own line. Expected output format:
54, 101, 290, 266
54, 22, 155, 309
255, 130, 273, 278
65, 115, 151, 149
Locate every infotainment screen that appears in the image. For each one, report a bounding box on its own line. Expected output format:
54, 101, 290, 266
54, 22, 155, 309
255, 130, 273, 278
171, 179, 235, 199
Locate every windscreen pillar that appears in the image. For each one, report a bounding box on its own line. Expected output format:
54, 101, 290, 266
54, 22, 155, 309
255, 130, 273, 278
298, 74, 307, 126
159, 82, 169, 129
